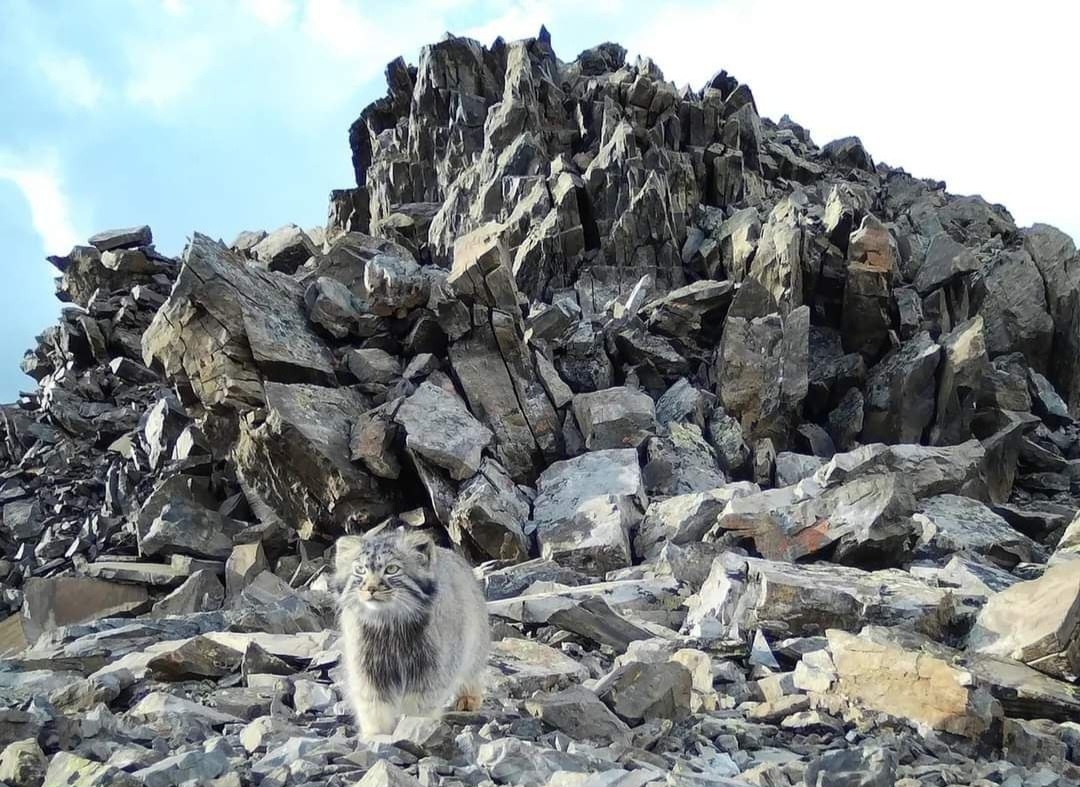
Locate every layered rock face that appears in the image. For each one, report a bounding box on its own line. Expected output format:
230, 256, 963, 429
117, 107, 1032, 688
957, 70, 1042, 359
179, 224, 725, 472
3, 28, 1080, 787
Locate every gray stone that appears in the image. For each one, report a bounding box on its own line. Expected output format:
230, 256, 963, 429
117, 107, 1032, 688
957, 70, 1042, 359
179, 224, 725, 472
968, 561, 1080, 681
365, 252, 430, 317
292, 679, 336, 714
234, 381, 392, 536
450, 306, 560, 483
525, 686, 630, 744
913, 494, 1045, 568
347, 347, 401, 386
304, 275, 368, 339
476, 738, 611, 787
804, 746, 897, 787
394, 381, 492, 480
448, 458, 530, 561
140, 500, 241, 560
146, 636, 243, 681
914, 233, 980, 295
932, 316, 989, 445
655, 378, 708, 430
251, 224, 318, 274
862, 332, 941, 444
716, 306, 809, 445
133, 738, 231, 787
127, 691, 242, 726
530, 449, 646, 574
41, 752, 140, 787
486, 638, 590, 698
151, 570, 225, 617
684, 553, 955, 640
0, 738, 46, 787
707, 407, 750, 474
974, 248, 1054, 370
642, 422, 726, 496
712, 472, 915, 563
774, 452, 823, 487
357, 759, 424, 787
595, 660, 692, 725
22, 577, 147, 632
573, 387, 657, 451
634, 483, 758, 558
88, 225, 152, 251
815, 439, 987, 500
226, 542, 269, 597
144, 234, 335, 409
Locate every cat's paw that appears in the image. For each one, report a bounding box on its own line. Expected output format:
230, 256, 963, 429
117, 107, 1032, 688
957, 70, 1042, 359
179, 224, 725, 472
453, 688, 483, 712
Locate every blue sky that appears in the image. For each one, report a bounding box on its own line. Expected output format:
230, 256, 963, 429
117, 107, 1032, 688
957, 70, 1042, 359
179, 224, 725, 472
1, 0, 1077, 401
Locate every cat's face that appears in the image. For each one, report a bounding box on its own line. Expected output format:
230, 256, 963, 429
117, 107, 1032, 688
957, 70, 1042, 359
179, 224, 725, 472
335, 529, 438, 622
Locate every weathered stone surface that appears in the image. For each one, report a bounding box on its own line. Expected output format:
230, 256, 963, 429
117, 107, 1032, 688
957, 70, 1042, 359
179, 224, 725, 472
595, 660, 692, 725
642, 423, 726, 496
347, 347, 400, 386
685, 554, 955, 640
358, 760, 424, 787
304, 275, 369, 338
815, 440, 987, 500
139, 500, 241, 560
448, 458, 530, 561
151, 570, 225, 617
716, 305, 809, 445
634, 483, 757, 558
251, 224, 318, 273
525, 686, 630, 743
395, 381, 493, 480
974, 248, 1055, 370
42, 752, 140, 787
0, 738, 46, 787
362, 251, 429, 315
143, 234, 335, 409
88, 225, 152, 251
914, 233, 980, 295
233, 382, 392, 536
932, 316, 989, 445
573, 387, 657, 450
804, 746, 897, 787
530, 449, 646, 575
712, 472, 916, 563
486, 638, 589, 697
912, 494, 1045, 568
861, 332, 941, 444
827, 627, 1001, 739
968, 561, 1080, 681
226, 542, 269, 597
450, 306, 559, 483
22, 577, 147, 632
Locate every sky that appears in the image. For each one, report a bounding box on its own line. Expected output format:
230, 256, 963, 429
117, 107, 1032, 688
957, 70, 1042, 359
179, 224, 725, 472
1, 0, 1077, 401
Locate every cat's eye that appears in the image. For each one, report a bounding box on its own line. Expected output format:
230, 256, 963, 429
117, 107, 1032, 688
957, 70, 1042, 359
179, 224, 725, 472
351, 564, 366, 576
384, 564, 400, 575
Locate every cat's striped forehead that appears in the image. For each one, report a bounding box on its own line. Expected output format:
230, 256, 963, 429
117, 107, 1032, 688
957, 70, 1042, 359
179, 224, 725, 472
356, 534, 403, 565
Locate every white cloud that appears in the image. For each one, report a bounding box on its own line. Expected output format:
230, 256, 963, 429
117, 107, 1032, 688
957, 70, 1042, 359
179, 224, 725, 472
125, 36, 215, 111
0, 152, 80, 256
38, 53, 105, 109
161, 0, 188, 16
242, 0, 295, 27
301, 0, 377, 57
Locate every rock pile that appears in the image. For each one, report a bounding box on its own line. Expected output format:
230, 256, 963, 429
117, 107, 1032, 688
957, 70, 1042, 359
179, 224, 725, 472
2, 27, 1080, 787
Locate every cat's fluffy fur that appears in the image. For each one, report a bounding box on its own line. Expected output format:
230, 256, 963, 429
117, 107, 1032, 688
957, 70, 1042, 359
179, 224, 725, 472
334, 527, 489, 737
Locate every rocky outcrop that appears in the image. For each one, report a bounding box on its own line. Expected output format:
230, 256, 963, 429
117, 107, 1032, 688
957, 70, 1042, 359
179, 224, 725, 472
2, 27, 1080, 787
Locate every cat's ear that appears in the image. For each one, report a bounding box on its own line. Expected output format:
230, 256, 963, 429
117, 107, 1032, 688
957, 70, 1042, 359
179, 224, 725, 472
333, 536, 365, 583
401, 529, 435, 566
